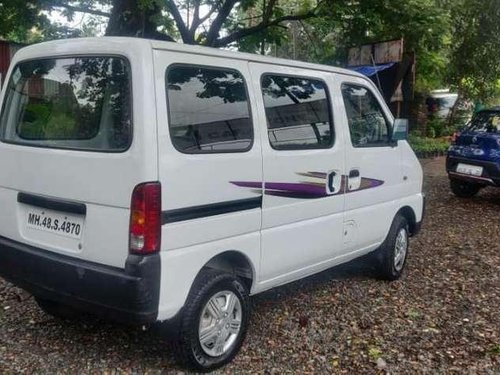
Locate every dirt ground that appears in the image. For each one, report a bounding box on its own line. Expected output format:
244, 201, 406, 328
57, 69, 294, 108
0, 157, 499, 374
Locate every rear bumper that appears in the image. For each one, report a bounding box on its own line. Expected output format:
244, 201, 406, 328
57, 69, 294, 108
446, 155, 500, 186
0, 235, 160, 325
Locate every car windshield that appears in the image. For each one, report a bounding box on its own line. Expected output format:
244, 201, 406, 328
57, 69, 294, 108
0, 56, 132, 151
468, 111, 500, 133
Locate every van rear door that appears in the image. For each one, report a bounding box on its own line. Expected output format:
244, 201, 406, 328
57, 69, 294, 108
0, 51, 155, 268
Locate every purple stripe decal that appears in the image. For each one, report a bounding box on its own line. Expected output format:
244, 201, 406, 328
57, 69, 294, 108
230, 172, 384, 199
231, 181, 262, 189
265, 182, 326, 196
297, 171, 328, 179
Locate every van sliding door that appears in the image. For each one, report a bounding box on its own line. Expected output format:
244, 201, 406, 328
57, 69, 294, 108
249, 62, 346, 287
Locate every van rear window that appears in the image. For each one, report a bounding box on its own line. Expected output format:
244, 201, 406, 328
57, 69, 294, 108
0, 56, 131, 151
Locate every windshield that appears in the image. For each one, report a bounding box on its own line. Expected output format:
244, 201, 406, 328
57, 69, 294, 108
468, 111, 500, 133
0, 56, 132, 151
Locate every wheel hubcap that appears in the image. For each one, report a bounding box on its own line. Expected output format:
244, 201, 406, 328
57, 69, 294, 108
198, 290, 242, 357
394, 228, 408, 272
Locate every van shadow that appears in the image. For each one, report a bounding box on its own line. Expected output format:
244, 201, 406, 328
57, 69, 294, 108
251, 252, 380, 307
21, 254, 380, 371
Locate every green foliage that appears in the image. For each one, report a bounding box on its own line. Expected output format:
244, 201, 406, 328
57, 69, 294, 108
1, 0, 498, 106
426, 118, 453, 138
234, 0, 453, 92
0, 0, 88, 43
408, 133, 450, 154
0, 0, 45, 42
447, 0, 500, 101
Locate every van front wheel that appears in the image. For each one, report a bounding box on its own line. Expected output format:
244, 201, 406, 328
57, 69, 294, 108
377, 215, 409, 280
175, 270, 250, 372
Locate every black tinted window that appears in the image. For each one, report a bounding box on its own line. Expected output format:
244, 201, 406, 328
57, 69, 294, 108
341, 84, 391, 147
166, 65, 253, 153
0, 57, 131, 151
469, 111, 500, 133
261, 75, 334, 150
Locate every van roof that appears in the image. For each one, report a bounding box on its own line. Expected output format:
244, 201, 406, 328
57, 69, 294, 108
15, 36, 365, 79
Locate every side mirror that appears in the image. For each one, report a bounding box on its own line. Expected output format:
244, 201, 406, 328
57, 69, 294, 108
393, 118, 409, 141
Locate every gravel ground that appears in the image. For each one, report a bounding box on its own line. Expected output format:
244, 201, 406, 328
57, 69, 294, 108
1, 157, 499, 374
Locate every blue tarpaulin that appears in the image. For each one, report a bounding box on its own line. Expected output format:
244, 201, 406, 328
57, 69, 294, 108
348, 62, 396, 77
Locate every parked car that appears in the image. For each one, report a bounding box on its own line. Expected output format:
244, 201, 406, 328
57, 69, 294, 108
0, 37, 425, 371
447, 108, 500, 197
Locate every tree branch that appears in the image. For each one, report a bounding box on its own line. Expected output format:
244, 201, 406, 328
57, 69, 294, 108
263, 0, 278, 21
165, 0, 194, 43
212, 0, 325, 47
204, 0, 239, 46
191, 3, 218, 34
214, 10, 319, 47
47, 1, 111, 18
189, 0, 200, 33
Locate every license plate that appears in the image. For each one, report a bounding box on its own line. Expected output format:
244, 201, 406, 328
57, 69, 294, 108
25, 207, 84, 239
456, 163, 483, 176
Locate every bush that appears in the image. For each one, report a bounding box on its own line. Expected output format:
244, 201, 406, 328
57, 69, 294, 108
408, 134, 450, 155
426, 118, 447, 137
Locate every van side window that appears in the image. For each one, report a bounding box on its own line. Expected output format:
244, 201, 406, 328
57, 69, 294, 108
166, 65, 253, 153
341, 84, 392, 147
261, 75, 334, 150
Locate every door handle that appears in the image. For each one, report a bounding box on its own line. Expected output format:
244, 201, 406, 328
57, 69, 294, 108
328, 171, 336, 193
326, 169, 341, 195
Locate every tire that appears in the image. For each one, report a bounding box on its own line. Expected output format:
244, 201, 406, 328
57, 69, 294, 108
377, 215, 409, 281
450, 178, 481, 198
35, 297, 80, 320
174, 270, 250, 372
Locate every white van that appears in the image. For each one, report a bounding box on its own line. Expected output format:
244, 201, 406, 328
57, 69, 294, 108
0, 38, 424, 371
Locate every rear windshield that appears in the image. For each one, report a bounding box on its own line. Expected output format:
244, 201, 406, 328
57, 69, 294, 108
469, 111, 500, 133
0, 56, 132, 151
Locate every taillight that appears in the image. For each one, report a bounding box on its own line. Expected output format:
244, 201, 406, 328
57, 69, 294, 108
129, 182, 161, 254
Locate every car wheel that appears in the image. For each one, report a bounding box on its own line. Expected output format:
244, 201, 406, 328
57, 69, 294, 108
377, 215, 409, 281
450, 178, 481, 198
175, 270, 250, 372
35, 297, 80, 320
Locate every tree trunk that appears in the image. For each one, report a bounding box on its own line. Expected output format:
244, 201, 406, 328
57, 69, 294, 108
105, 0, 173, 41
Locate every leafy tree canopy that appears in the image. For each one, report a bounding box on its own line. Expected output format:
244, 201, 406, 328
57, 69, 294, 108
447, 0, 500, 101
0, 0, 499, 102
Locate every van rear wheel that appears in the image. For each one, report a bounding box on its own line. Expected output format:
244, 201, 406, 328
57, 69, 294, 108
377, 215, 409, 281
175, 270, 250, 372
450, 178, 481, 198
